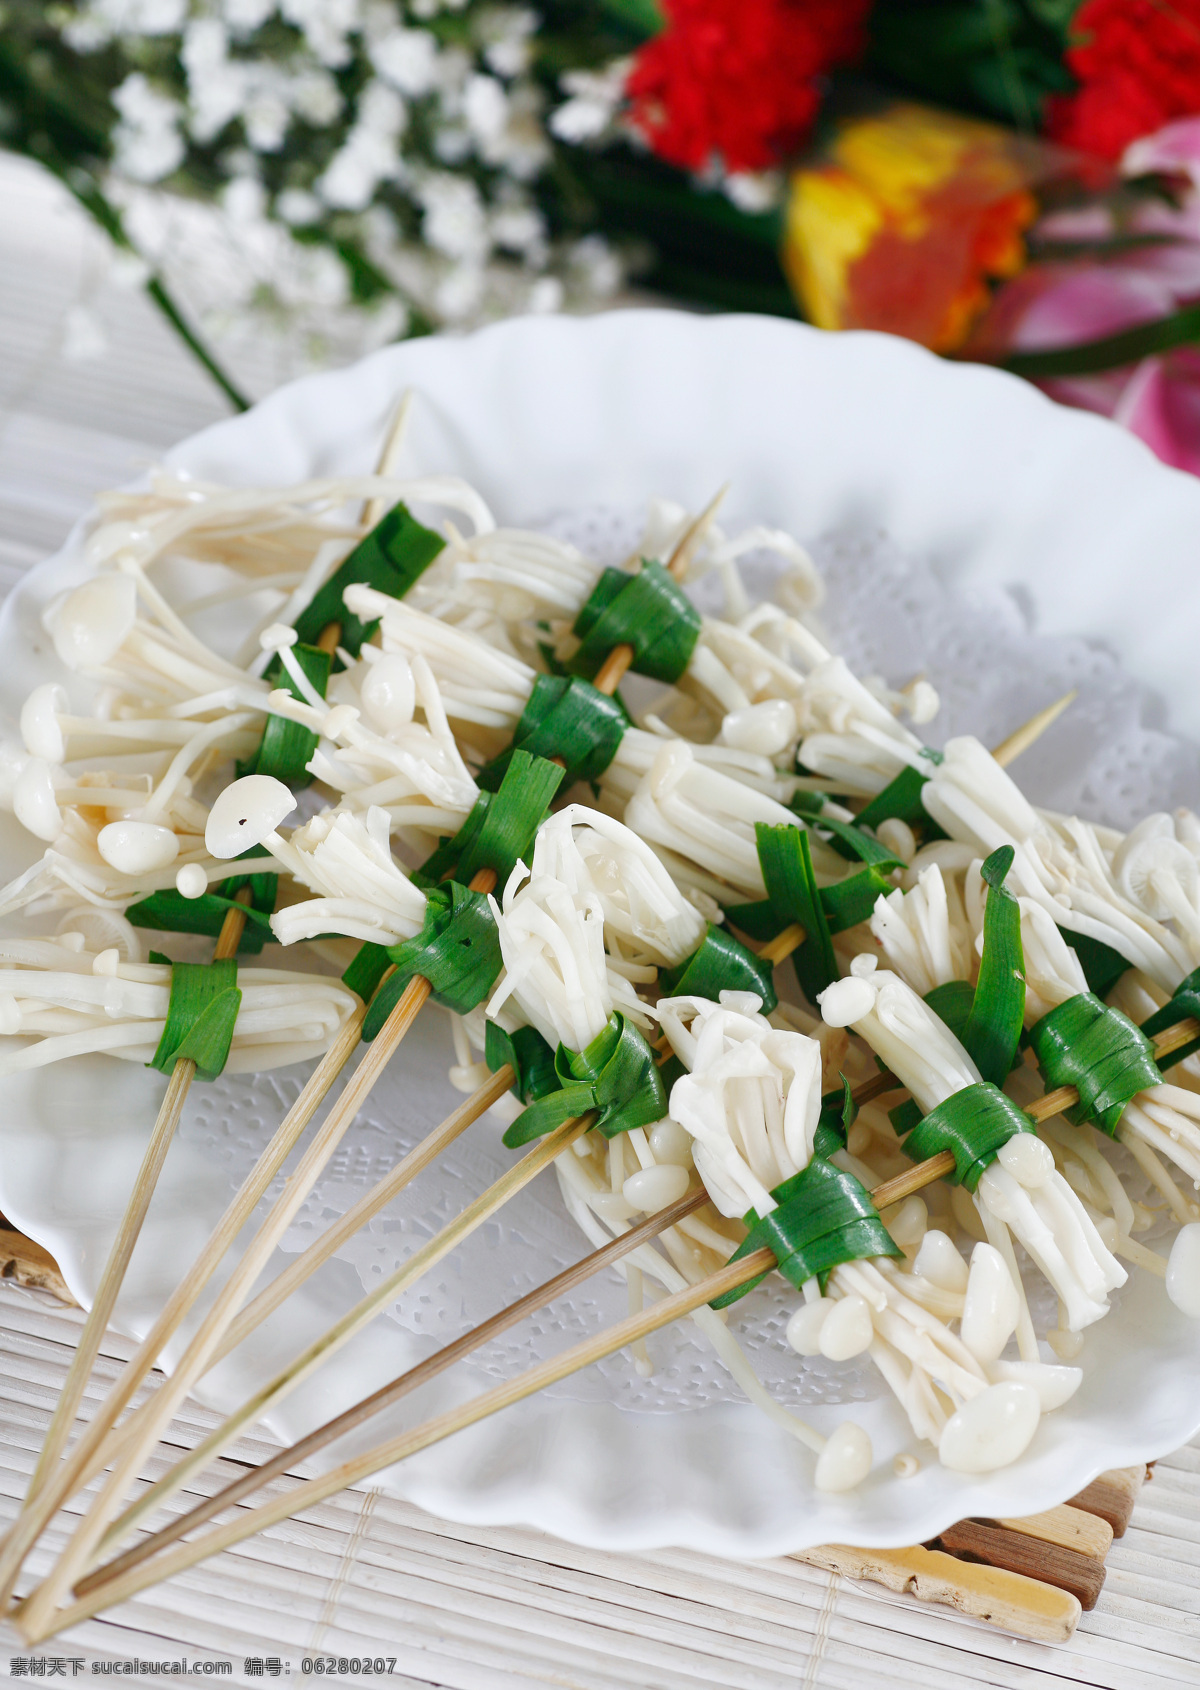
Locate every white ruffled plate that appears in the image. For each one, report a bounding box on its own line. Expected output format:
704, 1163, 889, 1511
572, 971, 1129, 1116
3, 309, 1200, 1561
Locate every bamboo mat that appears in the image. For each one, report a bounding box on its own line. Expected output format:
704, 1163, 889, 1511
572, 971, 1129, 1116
0, 1281, 1197, 1690
2, 148, 1199, 1690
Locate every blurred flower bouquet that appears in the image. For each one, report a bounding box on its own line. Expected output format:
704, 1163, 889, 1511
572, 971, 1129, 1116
7, 0, 1200, 471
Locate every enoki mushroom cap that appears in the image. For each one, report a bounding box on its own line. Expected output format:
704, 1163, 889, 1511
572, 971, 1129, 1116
46, 573, 138, 671
1113, 812, 1200, 921
206, 775, 296, 859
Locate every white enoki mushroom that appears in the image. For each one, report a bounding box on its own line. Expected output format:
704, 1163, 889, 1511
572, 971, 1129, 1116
624, 740, 840, 901
251, 636, 479, 852
0, 935, 357, 1075
1111, 812, 1200, 959
658, 994, 823, 1215
793, 658, 939, 797
530, 805, 706, 971
923, 737, 1191, 992
819, 958, 1127, 1332
83, 471, 495, 662
870, 863, 975, 997
485, 849, 653, 1053
656, 993, 1067, 1464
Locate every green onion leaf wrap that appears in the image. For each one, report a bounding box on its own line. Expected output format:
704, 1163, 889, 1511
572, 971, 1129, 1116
341, 941, 392, 1005
728, 824, 837, 1002
818, 864, 901, 935
903, 1081, 1037, 1190
657, 923, 778, 1013
789, 791, 829, 818
809, 814, 906, 872
889, 1097, 924, 1138
414, 750, 564, 890
570, 559, 701, 684
502, 1012, 666, 1148
363, 882, 502, 1036
238, 643, 332, 787
1140, 964, 1200, 1069
149, 958, 241, 1081
1059, 928, 1131, 998
710, 1157, 900, 1310
292, 502, 445, 659
924, 979, 976, 1046
128, 860, 277, 956
1027, 993, 1162, 1136
962, 845, 1026, 1086
852, 757, 946, 837
813, 1075, 857, 1159
484, 1020, 560, 1103
477, 675, 626, 793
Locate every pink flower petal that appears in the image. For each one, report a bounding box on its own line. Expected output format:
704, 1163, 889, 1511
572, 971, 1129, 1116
1114, 349, 1200, 475
1123, 117, 1200, 188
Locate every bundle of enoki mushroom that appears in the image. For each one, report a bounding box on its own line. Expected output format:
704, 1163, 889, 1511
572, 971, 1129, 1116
3, 408, 1200, 1645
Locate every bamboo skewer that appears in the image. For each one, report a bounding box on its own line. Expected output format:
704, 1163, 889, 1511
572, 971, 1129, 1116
37, 1154, 954, 1640
991, 690, 1077, 769
79, 1187, 710, 1595
0, 891, 251, 1612
31, 1110, 593, 1622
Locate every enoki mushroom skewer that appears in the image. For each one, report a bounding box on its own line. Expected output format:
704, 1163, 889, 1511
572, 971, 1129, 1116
9, 486, 709, 1634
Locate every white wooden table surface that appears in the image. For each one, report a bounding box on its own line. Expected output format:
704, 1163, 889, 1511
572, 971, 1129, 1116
1, 150, 1198, 1690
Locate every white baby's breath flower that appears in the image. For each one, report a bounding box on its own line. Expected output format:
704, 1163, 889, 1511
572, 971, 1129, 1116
371, 27, 440, 95
550, 60, 629, 144
112, 74, 186, 183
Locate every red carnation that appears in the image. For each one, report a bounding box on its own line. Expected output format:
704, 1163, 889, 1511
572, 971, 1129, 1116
1048, 0, 1200, 161
626, 0, 871, 175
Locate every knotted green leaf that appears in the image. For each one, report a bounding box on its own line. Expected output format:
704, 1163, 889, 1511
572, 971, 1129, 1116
728, 823, 836, 1002
128, 859, 277, 956
485, 1020, 560, 1103
502, 1012, 666, 1148
657, 922, 778, 1013
570, 559, 701, 684
149, 958, 241, 1082
414, 750, 564, 890
363, 882, 502, 1036
477, 675, 627, 793
903, 1081, 1037, 1190
341, 941, 392, 1005
1027, 992, 1162, 1136
293, 501, 445, 659
1141, 964, 1200, 1069
852, 757, 946, 837
813, 1076, 857, 1159
962, 845, 1026, 1086
711, 1157, 899, 1310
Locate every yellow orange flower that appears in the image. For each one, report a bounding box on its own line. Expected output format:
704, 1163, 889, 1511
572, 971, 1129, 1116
783, 104, 1039, 353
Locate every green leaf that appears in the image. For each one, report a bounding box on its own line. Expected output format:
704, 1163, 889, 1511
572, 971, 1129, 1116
597, 0, 664, 35
819, 865, 900, 935
1058, 927, 1131, 998
808, 813, 906, 872
502, 1012, 666, 1148
415, 751, 564, 890
1140, 964, 1200, 1070
1027, 992, 1162, 1136
711, 1157, 900, 1310
485, 1020, 561, 1103
962, 845, 1026, 1085
363, 882, 502, 1035
904, 1081, 1037, 1190
570, 559, 701, 685
341, 941, 392, 1005
239, 642, 332, 787
813, 1075, 857, 1159
657, 923, 778, 1014
853, 761, 946, 837
127, 861, 277, 957
924, 979, 977, 1046
1001, 305, 1200, 379
292, 502, 445, 659
476, 675, 626, 793
149, 958, 241, 1082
